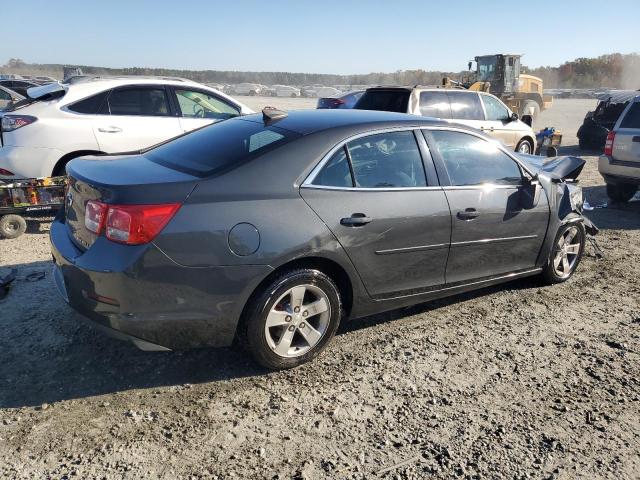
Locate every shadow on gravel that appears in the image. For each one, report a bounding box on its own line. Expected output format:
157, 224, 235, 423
0, 259, 542, 409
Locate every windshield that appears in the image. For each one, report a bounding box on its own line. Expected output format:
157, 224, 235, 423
477, 57, 497, 82
354, 90, 410, 113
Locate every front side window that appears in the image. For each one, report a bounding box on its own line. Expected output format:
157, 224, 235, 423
346, 131, 426, 188
481, 95, 510, 121
447, 92, 484, 121
419, 91, 452, 119
477, 58, 497, 82
108, 88, 169, 116
430, 130, 522, 186
312, 146, 353, 188
620, 102, 640, 129
175, 89, 239, 120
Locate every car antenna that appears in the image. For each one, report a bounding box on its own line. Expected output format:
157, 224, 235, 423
262, 107, 287, 125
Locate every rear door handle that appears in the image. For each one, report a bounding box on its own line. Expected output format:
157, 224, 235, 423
457, 208, 480, 220
340, 213, 372, 227
98, 126, 122, 133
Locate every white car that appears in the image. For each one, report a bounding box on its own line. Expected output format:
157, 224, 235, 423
0, 77, 253, 180
274, 85, 301, 98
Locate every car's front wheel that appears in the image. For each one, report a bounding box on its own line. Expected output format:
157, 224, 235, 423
516, 138, 533, 155
541, 222, 585, 284
606, 182, 637, 203
242, 269, 342, 369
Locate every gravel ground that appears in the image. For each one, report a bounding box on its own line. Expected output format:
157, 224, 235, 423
1, 99, 639, 479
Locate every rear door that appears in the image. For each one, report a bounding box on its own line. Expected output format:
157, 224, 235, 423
613, 99, 640, 163
300, 129, 451, 298
93, 86, 182, 153
424, 128, 549, 284
171, 87, 241, 133
479, 93, 517, 148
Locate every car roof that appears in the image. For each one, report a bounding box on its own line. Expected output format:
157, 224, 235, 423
239, 109, 448, 135
364, 85, 479, 93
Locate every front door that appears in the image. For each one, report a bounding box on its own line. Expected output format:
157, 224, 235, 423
93, 86, 182, 153
424, 129, 549, 284
300, 130, 451, 298
479, 93, 517, 149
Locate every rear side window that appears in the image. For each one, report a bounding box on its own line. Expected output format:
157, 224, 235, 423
419, 91, 452, 118
312, 147, 353, 188
447, 91, 484, 120
67, 91, 109, 114
108, 88, 170, 116
430, 130, 522, 186
620, 102, 640, 129
347, 131, 426, 188
355, 90, 410, 113
145, 118, 301, 177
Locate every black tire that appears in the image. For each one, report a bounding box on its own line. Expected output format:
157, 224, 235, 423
540, 222, 585, 285
0, 214, 27, 239
546, 146, 558, 157
241, 268, 342, 370
606, 182, 637, 203
515, 138, 533, 155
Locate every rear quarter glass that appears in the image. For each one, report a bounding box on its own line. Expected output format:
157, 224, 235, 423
620, 102, 640, 129
145, 119, 301, 177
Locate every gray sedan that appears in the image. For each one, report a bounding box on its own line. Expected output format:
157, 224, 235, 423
50, 109, 597, 369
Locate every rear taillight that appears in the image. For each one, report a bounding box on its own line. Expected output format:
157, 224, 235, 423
1, 115, 37, 132
84, 200, 108, 233
85, 203, 180, 245
604, 131, 616, 156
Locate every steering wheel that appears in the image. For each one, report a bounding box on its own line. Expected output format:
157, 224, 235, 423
193, 104, 205, 118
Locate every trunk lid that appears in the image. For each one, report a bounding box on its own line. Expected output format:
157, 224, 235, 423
65, 154, 198, 250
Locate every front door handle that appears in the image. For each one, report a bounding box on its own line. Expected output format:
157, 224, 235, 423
457, 208, 480, 220
98, 126, 123, 133
340, 213, 372, 227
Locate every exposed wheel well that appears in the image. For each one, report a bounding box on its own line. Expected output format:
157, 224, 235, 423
235, 256, 355, 342
52, 150, 105, 177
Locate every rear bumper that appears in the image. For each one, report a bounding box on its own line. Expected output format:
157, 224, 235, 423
50, 216, 273, 350
598, 155, 640, 185
0, 145, 63, 180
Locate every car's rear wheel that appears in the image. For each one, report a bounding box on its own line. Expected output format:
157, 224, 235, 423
516, 138, 533, 154
0, 214, 27, 239
606, 182, 637, 203
242, 269, 342, 369
541, 222, 585, 284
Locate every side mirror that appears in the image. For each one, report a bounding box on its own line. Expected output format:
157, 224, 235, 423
521, 114, 533, 127
510, 112, 519, 122
522, 178, 542, 208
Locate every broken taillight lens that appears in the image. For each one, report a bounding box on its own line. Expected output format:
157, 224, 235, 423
604, 131, 616, 156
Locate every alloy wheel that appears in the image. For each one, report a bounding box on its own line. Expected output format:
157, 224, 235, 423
552, 226, 582, 278
264, 284, 331, 358
518, 141, 532, 154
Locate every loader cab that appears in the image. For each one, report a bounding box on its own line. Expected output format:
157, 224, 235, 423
475, 54, 521, 97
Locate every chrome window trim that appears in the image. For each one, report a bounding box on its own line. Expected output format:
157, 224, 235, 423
301, 124, 535, 192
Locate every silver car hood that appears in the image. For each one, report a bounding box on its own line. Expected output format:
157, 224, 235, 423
516, 153, 586, 182
26, 82, 67, 99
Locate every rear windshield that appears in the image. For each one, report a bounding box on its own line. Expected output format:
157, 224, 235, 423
620, 102, 640, 129
145, 118, 301, 177
355, 90, 410, 113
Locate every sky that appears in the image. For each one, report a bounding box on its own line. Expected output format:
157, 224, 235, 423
3, 0, 639, 74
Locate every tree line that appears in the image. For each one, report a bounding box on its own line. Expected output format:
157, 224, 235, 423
3, 53, 639, 89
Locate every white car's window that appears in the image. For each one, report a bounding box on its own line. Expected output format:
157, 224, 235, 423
108, 88, 170, 116
0, 89, 10, 101
431, 130, 522, 186
175, 89, 239, 120
447, 91, 484, 120
67, 91, 110, 114
481, 95, 510, 121
620, 102, 640, 129
346, 131, 427, 188
419, 91, 452, 119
